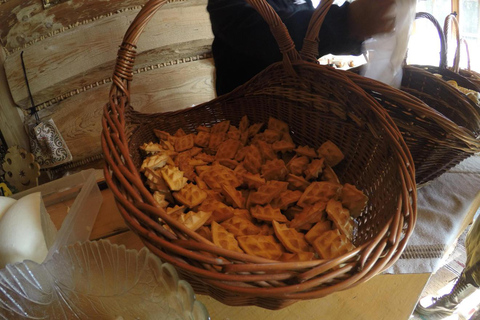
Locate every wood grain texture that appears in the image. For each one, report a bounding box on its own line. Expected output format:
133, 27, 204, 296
196, 274, 429, 320
35, 58, 215, 163
4, 2, 213, 108
0, 48, 29, 150
0, 0, 206, 52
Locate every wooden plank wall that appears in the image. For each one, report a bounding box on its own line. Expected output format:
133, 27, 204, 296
0, 0, 216, 167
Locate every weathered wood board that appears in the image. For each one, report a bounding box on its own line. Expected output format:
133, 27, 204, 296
0, 0, 207, 52
36, 57, 215, 162
0, 0, 217, 167
4, 1, 213, 109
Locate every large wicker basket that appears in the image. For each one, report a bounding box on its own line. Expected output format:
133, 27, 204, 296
102, 0, 416, 309
303, 10, 480, 186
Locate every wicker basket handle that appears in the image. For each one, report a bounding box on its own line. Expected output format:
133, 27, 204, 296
444, 13, 461, 72
299, 0, 333, 62
461, 38, 472, 71
110, 0, 303, 102
413, 12, 447, 70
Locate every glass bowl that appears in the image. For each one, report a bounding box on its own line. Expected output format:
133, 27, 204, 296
0, 240, 210, 320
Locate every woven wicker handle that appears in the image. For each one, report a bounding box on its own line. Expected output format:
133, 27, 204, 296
444, 13, 461, 72
299, 0, 333, 62
110, 0, 302, 102
414, 12, 447, 69
461, 38, 472, 71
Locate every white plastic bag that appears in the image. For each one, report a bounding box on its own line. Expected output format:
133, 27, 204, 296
361, 0, 416, 88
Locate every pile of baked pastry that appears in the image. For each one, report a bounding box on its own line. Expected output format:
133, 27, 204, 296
139, 116, 368, 262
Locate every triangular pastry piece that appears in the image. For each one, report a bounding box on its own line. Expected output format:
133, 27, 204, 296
199, 198, 235, 224
294, 145, 317, 158
286, 174, 310, 191
166, 205, 186, 219
208, 132, 226, 152
144, 168, 170, 194
242, 172, 266, 190
317, 140, 344, 167
289, 201, 326, 230
243, 145, 263, 174
237, 235, 284, 260
247, 123, 264, 138
195, 152, 215, 163
140, 142, 164, 154
152, 191, 169, 208
270, 190, 302, 210
297, 181, 342, 208
233, 208, 253, 222
234, 146, 249, 162
178, 210, 211, 231
305, 220, 332, 244
257, 223, 275, 236
261, 159, 288, 181
211, 221, 243, 253
221, 216, 261, 236
254, 140, 277, 161
216, 139, 242, 160
194, 131, 211, 148
286, 156, 310, 176
172, 183, 207, 208
196, 225, 212, 241
272, 221, 311, 253
215, 159, 239, 170
239, 115, 250, 133
272, 140, 295, 153
174, 128, 187, 137
160, 166, 188, 191
211, 120, 231, 134
263, 129, 282, 143
220, 183, 245, 209
227, 125, 241, 140
140, 153, 170, 172
153, 129, 171, 141
200, 165, 241, 191
312, 229, 355, 260
267, 117, 289, 133
250, 204, 288, 223
326, 199, 354, 241
249, 180, 288, 205
340, 183, 368, 218
304, 158, 325, 181
174, 134, 194, 152
321, 164, 340, 184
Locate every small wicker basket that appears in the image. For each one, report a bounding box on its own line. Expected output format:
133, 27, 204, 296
443, 13, 480, 90
304, 10, 480, 186
400, 12, 480, 180
403, 13, 480, 133
102, 0, 416, 309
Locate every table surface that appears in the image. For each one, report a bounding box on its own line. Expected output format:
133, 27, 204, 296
48, 185, 430, 320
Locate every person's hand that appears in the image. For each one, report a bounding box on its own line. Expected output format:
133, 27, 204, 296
347, 0, 396, 41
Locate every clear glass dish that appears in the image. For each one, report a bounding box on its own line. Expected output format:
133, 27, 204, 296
0, 240, 210, 320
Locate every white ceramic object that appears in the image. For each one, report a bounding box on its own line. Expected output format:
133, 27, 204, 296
0, 240, 210, 320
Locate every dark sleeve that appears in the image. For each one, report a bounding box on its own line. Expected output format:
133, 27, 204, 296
207, 0, 362, 62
